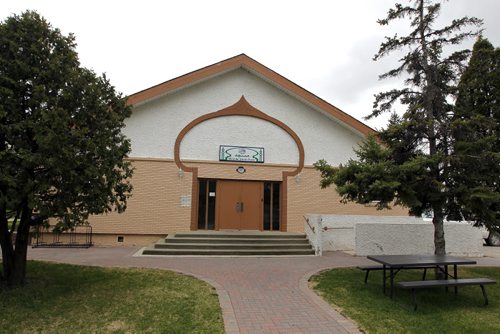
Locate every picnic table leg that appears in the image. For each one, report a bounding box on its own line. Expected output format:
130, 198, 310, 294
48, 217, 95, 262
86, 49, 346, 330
480, 285, 489, 305
412, 288, 418, 311
390, 267, 394, 298
454, 264, 458, 295
445, 265, 449, 293
383, 265, 386, 295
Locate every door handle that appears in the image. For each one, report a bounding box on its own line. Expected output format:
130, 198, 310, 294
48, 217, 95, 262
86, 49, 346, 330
235, 202, 244, 213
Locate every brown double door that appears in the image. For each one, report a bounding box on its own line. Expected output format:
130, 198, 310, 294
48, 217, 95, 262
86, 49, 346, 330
217, 180, 262, 230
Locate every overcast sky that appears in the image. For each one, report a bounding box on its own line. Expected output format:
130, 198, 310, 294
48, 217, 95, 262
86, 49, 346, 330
1, 0, 499, 129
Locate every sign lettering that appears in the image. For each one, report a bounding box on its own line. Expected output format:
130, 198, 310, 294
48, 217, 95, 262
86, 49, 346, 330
219, 145, 264, 163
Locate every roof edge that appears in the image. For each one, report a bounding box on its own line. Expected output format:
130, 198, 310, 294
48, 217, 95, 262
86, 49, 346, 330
126, 54, 376, 136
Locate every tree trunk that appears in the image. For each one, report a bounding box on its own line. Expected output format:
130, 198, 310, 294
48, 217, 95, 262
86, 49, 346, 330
432, 207, 446, 255
432, 206, 447, 279
0, 214, 15, 285
0, 204, 32, 288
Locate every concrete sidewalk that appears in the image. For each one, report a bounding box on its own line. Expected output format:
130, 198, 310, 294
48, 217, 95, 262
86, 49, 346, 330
27, 247, 500, 334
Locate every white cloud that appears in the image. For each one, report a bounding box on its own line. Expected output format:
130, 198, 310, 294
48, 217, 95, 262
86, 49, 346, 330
1, 0, 497, 130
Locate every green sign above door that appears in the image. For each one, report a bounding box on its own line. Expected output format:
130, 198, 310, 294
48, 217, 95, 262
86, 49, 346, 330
219, 145, 264, 163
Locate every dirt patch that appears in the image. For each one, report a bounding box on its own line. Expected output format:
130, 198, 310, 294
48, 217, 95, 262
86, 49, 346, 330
106, 320, 127, 332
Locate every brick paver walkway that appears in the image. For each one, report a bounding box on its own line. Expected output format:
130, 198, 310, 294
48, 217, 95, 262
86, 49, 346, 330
28, 248, 366, 333
27, 247, 500, 333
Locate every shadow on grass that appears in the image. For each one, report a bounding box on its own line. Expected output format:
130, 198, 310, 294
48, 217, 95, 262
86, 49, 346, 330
0, 261, 224, 333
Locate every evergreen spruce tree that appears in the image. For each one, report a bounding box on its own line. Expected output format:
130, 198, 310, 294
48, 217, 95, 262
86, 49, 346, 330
451, 37, 500, 245
315, 0, 482, 255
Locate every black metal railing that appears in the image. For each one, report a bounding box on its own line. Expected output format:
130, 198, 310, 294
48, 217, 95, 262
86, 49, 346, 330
32, 225, 93, 248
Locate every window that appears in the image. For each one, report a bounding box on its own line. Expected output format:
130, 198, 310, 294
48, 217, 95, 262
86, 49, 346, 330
198, 179, 216, 230
263, 182, 280, 231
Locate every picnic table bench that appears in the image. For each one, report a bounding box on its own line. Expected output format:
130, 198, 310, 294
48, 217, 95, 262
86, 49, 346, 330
366, 255, 477, 298
357, 264, 434, 284
363, 254, 497, 311
397, 278, 496, 310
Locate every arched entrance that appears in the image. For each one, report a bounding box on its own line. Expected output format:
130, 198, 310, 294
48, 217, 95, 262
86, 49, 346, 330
174, 96, 304, 231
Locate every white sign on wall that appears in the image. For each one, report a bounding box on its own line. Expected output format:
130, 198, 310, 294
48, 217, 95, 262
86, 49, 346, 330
180, 195, 191, 207
219, 145, 264, 163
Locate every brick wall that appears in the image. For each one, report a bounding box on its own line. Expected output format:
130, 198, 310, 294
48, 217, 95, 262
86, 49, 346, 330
195, 160, 296, 181
88, 158, 192, 235
87, 159, 408, 244
287, 166, 408, 232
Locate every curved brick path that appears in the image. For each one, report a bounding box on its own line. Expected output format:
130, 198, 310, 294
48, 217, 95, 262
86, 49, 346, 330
27, 247, 500, 333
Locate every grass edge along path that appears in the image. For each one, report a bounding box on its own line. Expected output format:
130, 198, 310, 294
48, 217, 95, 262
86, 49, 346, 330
0, 261, 224, 333
310, 266, 500, 333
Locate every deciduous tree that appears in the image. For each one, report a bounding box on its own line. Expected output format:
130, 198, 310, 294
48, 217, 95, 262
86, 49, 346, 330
0, 11, 133, 287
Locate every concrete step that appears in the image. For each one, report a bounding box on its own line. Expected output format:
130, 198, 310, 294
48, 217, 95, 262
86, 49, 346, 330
173, 232, 306, 239
142, 248, 315, 256
140, 232, 314, 257
165, 237, 310, 244
154, 242, 313, 250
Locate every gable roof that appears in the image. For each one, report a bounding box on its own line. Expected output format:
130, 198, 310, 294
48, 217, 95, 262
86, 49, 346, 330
127, 54, 375, 136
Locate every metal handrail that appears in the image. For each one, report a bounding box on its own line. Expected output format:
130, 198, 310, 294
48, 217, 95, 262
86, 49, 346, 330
322, 226, 352, 231
303, 216, 315, 233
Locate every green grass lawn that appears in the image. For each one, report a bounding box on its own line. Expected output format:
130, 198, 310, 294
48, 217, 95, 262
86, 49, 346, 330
311, 266, 500, 333
0, 261, 224, 333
